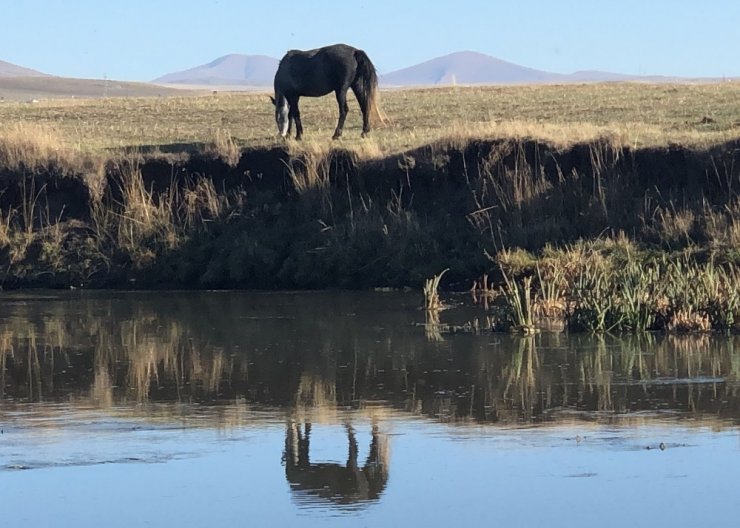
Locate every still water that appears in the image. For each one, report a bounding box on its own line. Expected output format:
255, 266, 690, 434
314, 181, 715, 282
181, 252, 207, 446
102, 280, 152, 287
1, 290, 738, 526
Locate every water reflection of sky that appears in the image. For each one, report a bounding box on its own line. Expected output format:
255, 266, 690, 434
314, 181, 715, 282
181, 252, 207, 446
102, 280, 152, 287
1, 291, 739, 526
2, 410, 739, 527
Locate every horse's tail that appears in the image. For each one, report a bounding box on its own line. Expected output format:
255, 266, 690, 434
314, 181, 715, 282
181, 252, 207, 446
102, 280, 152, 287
354, 49, 388, 128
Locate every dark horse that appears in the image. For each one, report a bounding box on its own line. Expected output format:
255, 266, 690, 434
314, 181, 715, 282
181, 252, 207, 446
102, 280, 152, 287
271, 43, 384, 140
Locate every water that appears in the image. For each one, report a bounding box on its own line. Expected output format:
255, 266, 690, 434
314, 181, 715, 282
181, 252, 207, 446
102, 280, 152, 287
0, 290, 739, 526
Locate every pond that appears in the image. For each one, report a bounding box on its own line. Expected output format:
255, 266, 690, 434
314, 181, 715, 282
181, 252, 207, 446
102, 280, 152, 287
1, 290, 738, 526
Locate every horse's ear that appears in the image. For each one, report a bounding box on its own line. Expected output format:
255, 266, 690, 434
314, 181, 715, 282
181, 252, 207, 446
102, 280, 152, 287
269, 96, 276, 106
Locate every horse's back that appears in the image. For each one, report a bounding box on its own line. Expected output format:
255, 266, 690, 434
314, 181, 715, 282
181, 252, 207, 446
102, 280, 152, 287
285, 43, 357, 60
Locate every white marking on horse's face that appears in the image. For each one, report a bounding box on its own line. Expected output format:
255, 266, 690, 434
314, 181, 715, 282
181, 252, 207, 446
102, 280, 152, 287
276, 99, 289, 137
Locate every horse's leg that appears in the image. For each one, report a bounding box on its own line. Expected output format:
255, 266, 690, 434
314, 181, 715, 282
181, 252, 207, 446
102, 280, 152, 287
351, 84, 370, 137
298, 422, 311, 466
345, 424, 359, 470
288, 96, 303, 140
294, 98, 304, 140
332, 88, 350, 140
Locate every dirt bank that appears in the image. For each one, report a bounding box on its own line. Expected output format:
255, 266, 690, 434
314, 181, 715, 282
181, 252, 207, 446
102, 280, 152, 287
1, 138, 739, 289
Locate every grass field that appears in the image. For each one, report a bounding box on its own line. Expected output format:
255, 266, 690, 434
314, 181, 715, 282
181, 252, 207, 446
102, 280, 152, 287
1, 82, 740, 161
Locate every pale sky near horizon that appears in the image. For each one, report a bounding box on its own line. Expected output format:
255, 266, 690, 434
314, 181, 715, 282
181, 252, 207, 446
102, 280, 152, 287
2, 0, 738, 81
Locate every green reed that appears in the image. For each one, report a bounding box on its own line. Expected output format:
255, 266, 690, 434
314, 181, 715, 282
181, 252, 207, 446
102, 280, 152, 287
493, 241, 740, 334
567, 258, 623, 332
500, 270, 537, 334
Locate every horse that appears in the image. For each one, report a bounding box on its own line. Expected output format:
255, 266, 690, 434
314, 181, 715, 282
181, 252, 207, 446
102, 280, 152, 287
270, 43, 384, 140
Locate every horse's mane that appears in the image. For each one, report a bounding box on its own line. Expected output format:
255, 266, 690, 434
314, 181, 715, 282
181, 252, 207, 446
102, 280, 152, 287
278, 50, 299, 67
281, 48, 323, 62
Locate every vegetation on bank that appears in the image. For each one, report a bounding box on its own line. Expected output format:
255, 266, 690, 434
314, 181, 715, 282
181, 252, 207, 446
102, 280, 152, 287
489, 238, 740, 334
0, 84, 739, 334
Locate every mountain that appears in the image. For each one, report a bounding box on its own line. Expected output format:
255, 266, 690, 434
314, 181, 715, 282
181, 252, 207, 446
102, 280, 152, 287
380, 51, 568, 86
153, 50, 571, 88
0, 59, 49, 78
152, 54, 279, 87
0, 76, 197, 101
0, 58, 195, 100
151, 50, 703, 90
378, 51, 687, 86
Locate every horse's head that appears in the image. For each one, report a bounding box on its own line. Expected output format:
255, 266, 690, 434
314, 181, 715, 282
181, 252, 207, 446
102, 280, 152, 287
271, 94, 290, 138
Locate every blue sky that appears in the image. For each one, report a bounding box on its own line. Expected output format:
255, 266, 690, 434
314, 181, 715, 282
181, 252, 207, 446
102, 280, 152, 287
2, 0, 738, 81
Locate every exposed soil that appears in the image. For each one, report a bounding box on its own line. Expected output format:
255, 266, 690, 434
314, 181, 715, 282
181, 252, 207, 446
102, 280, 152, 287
1, 138, 739, 289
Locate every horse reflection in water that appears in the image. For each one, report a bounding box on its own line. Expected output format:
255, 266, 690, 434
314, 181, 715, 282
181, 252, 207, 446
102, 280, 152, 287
283, 420, 390, 508
282, 372, 389, 508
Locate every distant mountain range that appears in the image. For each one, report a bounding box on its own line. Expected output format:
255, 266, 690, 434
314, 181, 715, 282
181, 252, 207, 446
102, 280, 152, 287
150, 50, 680, 88
0, 59, 195, 100
0, 76, 195, 100
0, 59, 49, 78
152, 54, 279, 87
381, 51, 648, 85
0, 51, 716, 100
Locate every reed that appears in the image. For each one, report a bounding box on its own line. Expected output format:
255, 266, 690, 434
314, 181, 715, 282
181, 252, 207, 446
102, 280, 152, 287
533, 263, 567, 319
616, 258, 659, 332
500, 271, 537, 334
423, 268, 448, 311
491, 242, 740, 334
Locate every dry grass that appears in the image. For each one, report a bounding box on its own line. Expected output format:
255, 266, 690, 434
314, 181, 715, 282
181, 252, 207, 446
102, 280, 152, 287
423, 268, 448, 310
0, 83, 739, 163
204, 128, 241, 166
285, 150, 332, 194
0, 121, 83, 171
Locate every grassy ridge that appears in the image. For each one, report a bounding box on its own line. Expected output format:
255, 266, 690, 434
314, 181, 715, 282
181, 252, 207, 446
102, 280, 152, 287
1, 83, 740, 156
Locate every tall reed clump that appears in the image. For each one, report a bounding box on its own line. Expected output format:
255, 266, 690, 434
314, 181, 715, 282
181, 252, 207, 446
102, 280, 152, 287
107, 159, 178, 268
660, 258, 739, 332
489, 239, 740, 334
89, 155, 237, 274
565, 251, 663, 333
500, 272, 537, 334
